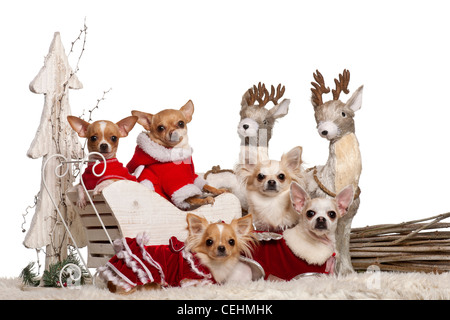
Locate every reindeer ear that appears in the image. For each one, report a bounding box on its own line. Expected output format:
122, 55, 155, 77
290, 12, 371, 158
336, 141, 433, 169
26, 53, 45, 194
268, 99, 290, 119
67, 116, 90, 138
132, 110, 153, 131
335, 185, 354, 217
290, 182, 310, 213
346, 85, 363, 112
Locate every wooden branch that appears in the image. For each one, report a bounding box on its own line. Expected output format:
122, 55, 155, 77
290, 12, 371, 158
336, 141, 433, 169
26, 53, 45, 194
350, 212, 450, 274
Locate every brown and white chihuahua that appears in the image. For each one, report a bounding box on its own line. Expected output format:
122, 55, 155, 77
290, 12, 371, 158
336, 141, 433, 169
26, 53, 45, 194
185, 213, 256, 284
128, 100, 228, 209
67, 115, 138, 208
103, 213, 257, 294
238, 146, 306, 231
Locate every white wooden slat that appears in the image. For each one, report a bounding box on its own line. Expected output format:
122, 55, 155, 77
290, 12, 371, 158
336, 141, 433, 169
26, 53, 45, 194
87, 256, 111, 268
80, 214, 118, 227
88, 242, 115, 255
86, 228, 121, 242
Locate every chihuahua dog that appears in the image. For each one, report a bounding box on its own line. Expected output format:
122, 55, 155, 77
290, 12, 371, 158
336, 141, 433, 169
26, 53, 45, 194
185, 213, 256, 284
127, 100, 228, 210
67, 115, 138, 208
250, 182, 354, 280
285, 182, 354, 273
100, 213, 257, 293
237, 146, 305, 231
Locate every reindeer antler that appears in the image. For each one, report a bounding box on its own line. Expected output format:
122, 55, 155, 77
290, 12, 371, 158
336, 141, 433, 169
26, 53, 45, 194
246, 82, 285, 107
268, 84, 286, 105
311, 70, 330, 106
332, 69, 350, 100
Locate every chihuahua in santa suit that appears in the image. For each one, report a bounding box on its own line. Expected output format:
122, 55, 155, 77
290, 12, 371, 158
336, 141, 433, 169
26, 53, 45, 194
128, 100, 228, 210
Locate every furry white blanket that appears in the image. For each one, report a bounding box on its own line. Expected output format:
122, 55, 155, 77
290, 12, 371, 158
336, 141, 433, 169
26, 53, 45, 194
2, 271, 450, 300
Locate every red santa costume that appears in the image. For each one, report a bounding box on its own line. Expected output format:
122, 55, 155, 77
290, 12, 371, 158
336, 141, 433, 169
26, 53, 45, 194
250, 231, 335, 280
126, 132, 207, 209
81, 158, 137, 190
98, 234, 215, 292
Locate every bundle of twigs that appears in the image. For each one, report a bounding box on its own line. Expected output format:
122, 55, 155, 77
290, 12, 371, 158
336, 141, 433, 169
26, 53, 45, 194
350, 212, 450, 273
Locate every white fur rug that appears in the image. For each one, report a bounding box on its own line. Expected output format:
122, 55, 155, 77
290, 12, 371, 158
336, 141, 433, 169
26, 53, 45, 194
2, 271, 450, 300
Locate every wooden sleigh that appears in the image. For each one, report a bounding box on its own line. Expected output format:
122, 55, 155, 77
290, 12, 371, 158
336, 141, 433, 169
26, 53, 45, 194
67, 180, 242, 268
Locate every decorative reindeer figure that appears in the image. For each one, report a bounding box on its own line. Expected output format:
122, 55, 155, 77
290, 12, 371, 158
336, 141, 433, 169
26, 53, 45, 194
306, 70, 363, 275
237, 83, 290, 165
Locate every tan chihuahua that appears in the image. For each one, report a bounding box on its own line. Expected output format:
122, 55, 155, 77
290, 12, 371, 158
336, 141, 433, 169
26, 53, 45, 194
237, 146, 306, 231
67, 116, 138, 208
127, 100, 228, 209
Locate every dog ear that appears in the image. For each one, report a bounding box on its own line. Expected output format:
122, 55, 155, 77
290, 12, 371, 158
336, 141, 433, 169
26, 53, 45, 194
290, 182, 310, 213
231, 214, 253, 236
281, 146, 302, 171
67, 116, 90, 138
186, 213, 209, 235
335, 185, 354, 217
131, 110, 153, 131
116, 116, 138, 137
180, 100, 194, 123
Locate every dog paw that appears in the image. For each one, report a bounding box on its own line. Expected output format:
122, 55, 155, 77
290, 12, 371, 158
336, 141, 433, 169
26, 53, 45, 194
205, 196, 215, 205
77, 197, 87, 209
216, 188, 230, 195
93, 180, 115, 196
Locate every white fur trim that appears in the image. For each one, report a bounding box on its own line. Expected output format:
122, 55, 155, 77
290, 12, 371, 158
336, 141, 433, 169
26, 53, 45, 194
133, 165, 145, 178
137, 132, 193, 163
194, 176, 207, 190
283, 226, 334, 265
171, 183, 203, 209
140, 179, 155, 191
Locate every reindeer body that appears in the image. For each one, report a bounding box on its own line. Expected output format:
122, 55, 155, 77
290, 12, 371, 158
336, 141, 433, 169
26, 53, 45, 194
307, 70, 363, 275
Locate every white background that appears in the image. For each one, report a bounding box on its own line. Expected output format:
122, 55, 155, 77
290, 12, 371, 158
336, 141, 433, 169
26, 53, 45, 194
1, 0, 449, 278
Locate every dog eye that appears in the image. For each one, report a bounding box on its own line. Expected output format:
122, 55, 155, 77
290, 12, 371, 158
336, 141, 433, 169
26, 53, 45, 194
206, 239, 214, 246
257, 173, 265, 181
90, 136, 97, 142
278, 173, 285, 181
157, 125, 165, 132
328, 211, 337, 219
306, 210, 315, 218
262, 120, 268, 125
228, 239, 235, 246
111, 136, 117, 142
341, 112, 346, 117
178, 121, 185, 128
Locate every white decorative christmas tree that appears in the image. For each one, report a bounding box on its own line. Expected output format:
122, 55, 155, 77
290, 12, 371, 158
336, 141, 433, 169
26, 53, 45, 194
24, 32, 86, 269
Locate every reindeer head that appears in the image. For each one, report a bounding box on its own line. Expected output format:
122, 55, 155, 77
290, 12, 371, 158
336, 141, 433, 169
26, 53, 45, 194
238, 83, 290, 145
310, 70, 363, 141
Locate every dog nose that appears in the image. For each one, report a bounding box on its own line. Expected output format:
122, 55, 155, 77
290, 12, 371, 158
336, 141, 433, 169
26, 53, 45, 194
315, 217, 327, 230
243, 124, 249, 130
321, 130, 328, 136
217, 246, 226, 253
268, 180, 276, 186
100, 143, 109, 152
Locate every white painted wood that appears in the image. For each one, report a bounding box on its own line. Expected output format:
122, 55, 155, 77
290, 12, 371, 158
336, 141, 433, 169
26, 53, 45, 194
101, 180, 242, 245
67, 180, 243, 267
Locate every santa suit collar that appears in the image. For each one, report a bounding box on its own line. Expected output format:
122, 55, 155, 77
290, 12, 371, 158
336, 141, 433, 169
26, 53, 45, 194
136, 132, 193, 163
